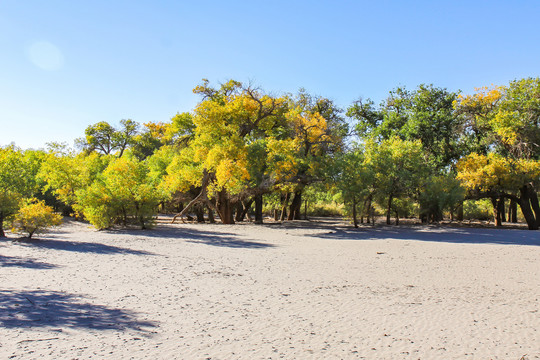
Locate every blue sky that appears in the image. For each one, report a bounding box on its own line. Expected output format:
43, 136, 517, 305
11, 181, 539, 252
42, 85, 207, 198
1, 0, 539, 149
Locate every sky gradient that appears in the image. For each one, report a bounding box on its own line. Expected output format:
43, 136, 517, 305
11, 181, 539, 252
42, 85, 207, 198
1, 0, 539, 149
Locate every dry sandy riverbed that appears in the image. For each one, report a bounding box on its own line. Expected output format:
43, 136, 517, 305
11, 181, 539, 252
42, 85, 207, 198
1, 217, 539, 359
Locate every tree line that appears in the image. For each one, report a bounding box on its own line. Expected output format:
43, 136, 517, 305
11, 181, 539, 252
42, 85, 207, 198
2, 77, 540, 236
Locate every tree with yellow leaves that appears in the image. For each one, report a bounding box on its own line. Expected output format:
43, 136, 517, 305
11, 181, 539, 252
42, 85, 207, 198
167, 80, 289, 224
11, 199, 62, 239
455, 78, 540, 229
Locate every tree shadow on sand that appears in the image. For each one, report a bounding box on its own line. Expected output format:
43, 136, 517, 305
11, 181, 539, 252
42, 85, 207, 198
314, 226, 540, 246
12, 238, 156, 256
0, 254, 58, 269
0, 289, 157, 331
114, 226, 275, 249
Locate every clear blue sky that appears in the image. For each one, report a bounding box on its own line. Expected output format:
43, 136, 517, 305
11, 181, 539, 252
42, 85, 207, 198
1, 0, 539, 149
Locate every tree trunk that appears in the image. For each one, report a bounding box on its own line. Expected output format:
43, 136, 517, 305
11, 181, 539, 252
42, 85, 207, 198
499, 197, 506, 223
207, 205, 215, 223
0, 213, 5, 237
386, 194, 393, 225
122, 206, 128, 226
254, 194, 263, 224
456, 201, 464, 221
509, 199, 518, 223
172, 170, 211, 223
216, 189, 235, 224
304, 199, 308, 220
352, 196, 358, 228
370, 203, 375, 226
280, 193, 289, 221
195, 205, 205, 223
527, 184, 540, 227
288, 191, 302, 220
365, 196, 372, 224
491, 197, 502, 227
395, 209, 399, 225
235, 202, 245, 222
237, 198, 254, 222
519, 185, 539, 230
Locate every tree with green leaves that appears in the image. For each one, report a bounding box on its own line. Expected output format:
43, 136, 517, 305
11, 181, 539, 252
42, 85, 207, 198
278, 91, 348, 220
348, 84, 461, 170
77, 119, 139, 157
76, 156, 161, 229
364, 137, 427, 225
332, 145, 373, 227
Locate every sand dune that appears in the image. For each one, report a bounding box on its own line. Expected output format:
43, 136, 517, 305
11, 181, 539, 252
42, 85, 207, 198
1, 218, 539, 359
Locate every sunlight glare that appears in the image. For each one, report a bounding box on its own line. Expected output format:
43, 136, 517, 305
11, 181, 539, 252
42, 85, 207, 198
27, 41, 65, 71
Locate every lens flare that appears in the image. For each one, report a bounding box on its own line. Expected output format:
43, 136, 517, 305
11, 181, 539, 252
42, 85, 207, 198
27, 41, 64, 71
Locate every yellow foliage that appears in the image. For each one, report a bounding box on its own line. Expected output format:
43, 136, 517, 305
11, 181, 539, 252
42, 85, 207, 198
143, 121, 168, 140
454, 85, 504, 126
266, 138, 299, 182
11, 200, 62, 238
456, 153, 540, 192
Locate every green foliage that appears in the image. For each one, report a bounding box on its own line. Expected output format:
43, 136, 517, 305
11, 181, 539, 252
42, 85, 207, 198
493, 77, 540, 159
418, 174, 465, 221
7, 77, 540, 229
11, 199, 62, 238
75, 157, 161, 229
77, 119, 139, 157
463, 199, 493, 221
349, 84, 460, 170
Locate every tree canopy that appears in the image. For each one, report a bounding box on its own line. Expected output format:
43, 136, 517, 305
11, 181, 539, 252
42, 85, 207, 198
3, 77, 540, 233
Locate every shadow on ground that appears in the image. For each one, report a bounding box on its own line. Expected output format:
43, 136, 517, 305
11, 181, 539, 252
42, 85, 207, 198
12, 238, 155, 255
0, 289, 157, 331
111, 225, 275, 249
0, 255, 58, 269
314, 225, 540, 246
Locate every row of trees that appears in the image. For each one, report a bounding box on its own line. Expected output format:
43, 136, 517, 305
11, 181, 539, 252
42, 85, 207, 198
2, 77, 540, 235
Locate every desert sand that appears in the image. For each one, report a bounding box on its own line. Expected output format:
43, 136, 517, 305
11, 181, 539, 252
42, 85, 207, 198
1, 217, 539, 359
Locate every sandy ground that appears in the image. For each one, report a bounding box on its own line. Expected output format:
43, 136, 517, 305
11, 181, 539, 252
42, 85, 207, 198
1, 217, 539, 360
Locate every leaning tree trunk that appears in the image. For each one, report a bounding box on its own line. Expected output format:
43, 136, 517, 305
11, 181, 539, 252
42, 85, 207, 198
288, 191, 303, 220
236, 198, 254, 222
172, 170, 211, 224
519, 185, 539, 230
527, 184, 540, 228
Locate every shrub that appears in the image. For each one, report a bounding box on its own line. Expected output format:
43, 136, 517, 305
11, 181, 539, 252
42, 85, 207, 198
11, 199, 62, 238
